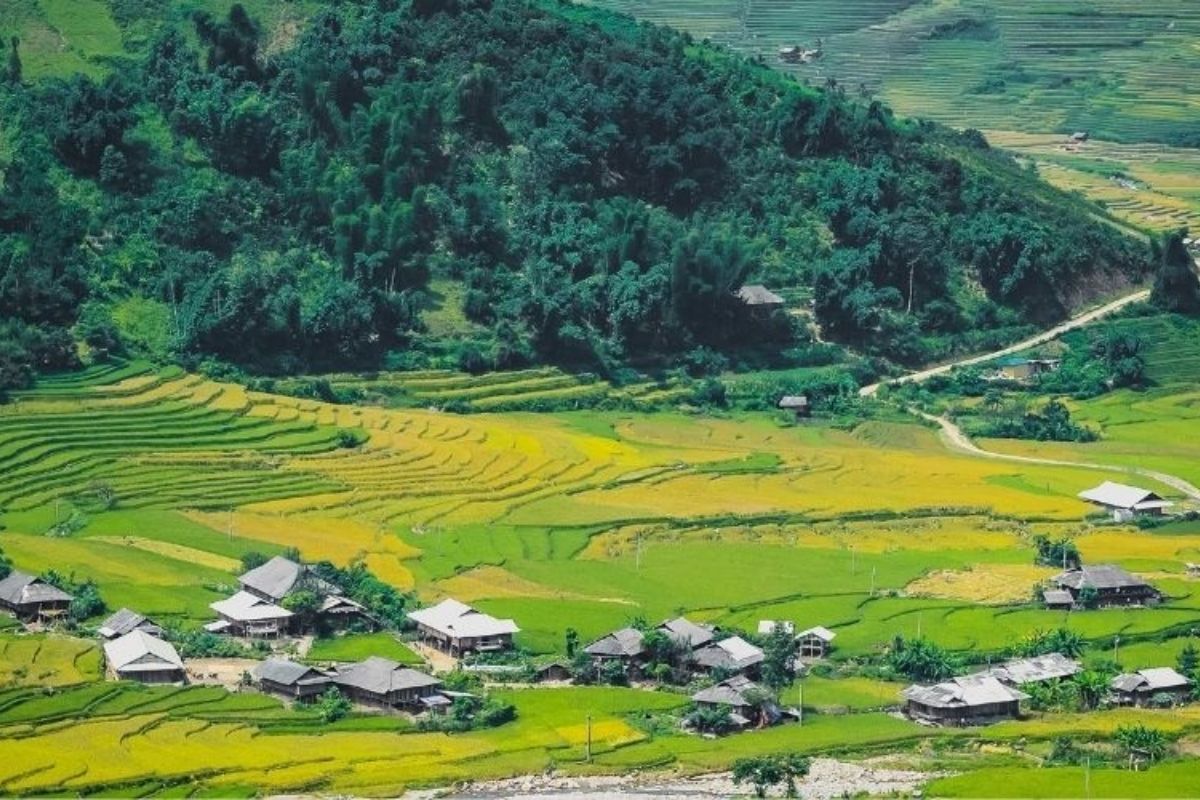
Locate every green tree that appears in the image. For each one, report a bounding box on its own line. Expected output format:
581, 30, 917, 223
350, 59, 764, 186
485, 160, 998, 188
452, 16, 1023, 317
1151, 230, 1200, 314
315, 687, 351, 723
1073, 670, 1112, 710
1114, 724, 1171, 763
731, 754, 811, 798
886, 636, 962, 682
564, 627, 579, 658
240, 551, 268, 572
4, 36, 20, 85
759, 626, 797, 691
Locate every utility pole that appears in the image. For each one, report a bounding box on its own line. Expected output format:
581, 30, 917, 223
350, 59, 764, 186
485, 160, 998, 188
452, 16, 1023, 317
1113, 635, 1120, 665
636, 534, 642, 571
797, 682, 803, 726
228, 509, 234, 542
585, 714, 592, 762
870, 566, 876, 597
851, 545, 856, 575
917, 613, 922, 639
1084, 756, 1091, 799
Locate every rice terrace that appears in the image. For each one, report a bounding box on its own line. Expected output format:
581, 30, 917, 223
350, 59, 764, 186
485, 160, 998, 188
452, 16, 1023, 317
1, 0, 1200, 798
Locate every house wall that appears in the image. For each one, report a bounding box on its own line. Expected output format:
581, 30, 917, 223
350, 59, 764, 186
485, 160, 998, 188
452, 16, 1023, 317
906, 699, 1019, 725
119, 668, 183, 685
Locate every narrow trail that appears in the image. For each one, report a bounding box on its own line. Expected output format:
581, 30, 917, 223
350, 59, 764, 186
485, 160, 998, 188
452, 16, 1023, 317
859, 289, 1151, 397
911, 407, 1200, 502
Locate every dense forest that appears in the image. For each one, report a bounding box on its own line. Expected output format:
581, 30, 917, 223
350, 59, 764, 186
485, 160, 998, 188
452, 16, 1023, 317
0, 0, 1154, 392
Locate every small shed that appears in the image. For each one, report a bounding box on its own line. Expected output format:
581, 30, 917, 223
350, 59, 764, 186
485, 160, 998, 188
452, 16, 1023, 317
736, 284, 785, 312
1078, 481, 1173, 522
103, 630, 185, 684
0, 571, 73, 622
777, 395, 811, 419
1111, 668, 1191, 707
796, 626, 837, 659
535, 661, 572, 683
903, 675, 1027, 726
1041, 588, 1075, 610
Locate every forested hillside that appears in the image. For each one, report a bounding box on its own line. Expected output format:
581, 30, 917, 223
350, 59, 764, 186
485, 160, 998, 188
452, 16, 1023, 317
0, 0, 1152, 392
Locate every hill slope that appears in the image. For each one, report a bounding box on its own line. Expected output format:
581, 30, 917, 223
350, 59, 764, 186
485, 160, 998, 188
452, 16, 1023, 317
0, 0, 1151, 392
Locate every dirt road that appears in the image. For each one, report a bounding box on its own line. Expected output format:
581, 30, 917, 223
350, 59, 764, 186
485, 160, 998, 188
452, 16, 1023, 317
859, 289, 1150, 397
912, 407, 1200, 501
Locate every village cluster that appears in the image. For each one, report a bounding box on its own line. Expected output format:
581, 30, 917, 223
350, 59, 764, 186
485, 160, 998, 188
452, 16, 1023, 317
0, 477, 1191, 733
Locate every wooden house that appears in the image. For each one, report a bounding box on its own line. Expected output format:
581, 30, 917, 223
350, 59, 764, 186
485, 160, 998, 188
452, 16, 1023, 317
795, 626, 836, 658
0, 570, 72, 622
408, 598, 519, 656
103, 630, 185, 684
1110, 668, 1192, 707
691, 675, 781, 730
903, 675, 1027, 726
207, 591, 293, 637
333, 656, 446, 711
254, 658, 333, 701
1051, 564, 1161, 608
584, 627, 645, 663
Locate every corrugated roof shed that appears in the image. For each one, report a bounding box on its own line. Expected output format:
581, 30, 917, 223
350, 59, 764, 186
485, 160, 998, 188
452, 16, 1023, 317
210, 591, 293, 622
658, 617, 714, 649
990, 653, 1081, 685
334, 657, 441, 695
1054, 564, 1149, 591
903, 675, 1028, 709
737, 285, 785, 306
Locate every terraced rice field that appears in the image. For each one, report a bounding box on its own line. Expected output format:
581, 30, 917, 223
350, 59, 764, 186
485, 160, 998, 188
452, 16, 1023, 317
3, 360, 1200, 793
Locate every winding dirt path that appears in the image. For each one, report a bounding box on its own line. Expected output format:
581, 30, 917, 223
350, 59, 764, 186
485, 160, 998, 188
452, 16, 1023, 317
859, 289, 1151, 397
912, 407, 1200, 501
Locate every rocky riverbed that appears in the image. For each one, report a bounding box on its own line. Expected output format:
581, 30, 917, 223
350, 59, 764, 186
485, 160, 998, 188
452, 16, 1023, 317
404, 757, 937, 799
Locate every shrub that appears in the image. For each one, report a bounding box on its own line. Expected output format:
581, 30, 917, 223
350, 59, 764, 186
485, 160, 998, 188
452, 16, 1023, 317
315, 687, 351, 723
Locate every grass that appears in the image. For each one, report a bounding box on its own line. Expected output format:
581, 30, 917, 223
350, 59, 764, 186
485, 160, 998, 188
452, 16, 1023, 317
930, 761, 1200, 798
0, 634, 101, 688
306, 633, 422, 665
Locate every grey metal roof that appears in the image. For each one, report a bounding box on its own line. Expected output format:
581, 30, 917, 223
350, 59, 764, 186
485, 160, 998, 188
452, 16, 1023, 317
1112, 668, 1191, 693
694, 636, 764, 672
334, 656, 441, 695
1054, 564, 1151, 591
1042, 589, 1074, 606
989, 653, 1081, 685
239, 557, 304, 601
903, 675, 1028, 709
691, 675, 761, 707
254, 658, 330, 686
777, 396, 809, 409
98, 608, 161, 639
658, 617, 714, 649
584, 627, 645, 658
1078, 481, 1167, 510
103, 630, 183, 672
0, 571, 73, 606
